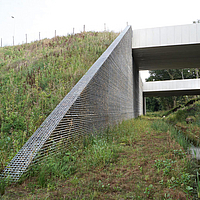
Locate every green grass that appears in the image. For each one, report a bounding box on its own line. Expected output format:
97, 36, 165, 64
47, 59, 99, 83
1, 117, 198, 199
147, 98, 200, 148
164, 101, 200, 146
0, 31, 119, 172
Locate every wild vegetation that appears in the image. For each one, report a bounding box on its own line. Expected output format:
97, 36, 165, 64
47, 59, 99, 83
1, 31, 200, 199
1, 116, 198, 199
0, 31, 119, 172
164, 99, 200, 147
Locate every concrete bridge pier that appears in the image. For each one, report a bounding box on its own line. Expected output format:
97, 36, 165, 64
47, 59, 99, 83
143, 95, 146, 115
133, 57, 140, 118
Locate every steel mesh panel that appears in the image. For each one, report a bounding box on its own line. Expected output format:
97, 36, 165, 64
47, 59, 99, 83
1, 26, 134, 181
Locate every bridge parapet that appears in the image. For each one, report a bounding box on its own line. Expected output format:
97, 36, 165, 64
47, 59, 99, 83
133, 23, 200, 48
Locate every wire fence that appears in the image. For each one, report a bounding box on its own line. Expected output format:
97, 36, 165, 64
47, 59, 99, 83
1, 26, 136, 181
0, 23, 129, 47
0, 26, 85, 47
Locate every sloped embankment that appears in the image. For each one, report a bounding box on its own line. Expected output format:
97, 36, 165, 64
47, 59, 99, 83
0, 31, 119, 171
165, 100, 200, 146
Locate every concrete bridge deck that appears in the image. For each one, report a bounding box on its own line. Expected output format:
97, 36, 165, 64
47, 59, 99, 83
132, 23, 200, 70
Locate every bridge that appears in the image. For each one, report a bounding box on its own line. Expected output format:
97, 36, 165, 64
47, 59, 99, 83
143, 79, 200, 97
2, 24, 200, 181
132, 23, 200, 70
132, 23, 200, 116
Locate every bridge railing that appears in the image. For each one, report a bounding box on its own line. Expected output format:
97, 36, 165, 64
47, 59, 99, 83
1, 26, 134, 181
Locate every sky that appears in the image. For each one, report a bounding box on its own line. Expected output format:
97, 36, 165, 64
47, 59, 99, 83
1, 0, 200, 81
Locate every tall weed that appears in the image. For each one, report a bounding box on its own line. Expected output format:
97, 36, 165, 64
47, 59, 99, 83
151, 120, 169, 133
84, 138, 117, 168
27, 151, 77, 188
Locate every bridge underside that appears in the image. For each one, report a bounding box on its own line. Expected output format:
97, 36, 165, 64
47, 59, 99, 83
132, 23, 200, 70
133, 43, 200, 70
144, 89, 200, 97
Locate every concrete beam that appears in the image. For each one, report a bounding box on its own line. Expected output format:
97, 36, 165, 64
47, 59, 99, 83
143, 79, 200, 97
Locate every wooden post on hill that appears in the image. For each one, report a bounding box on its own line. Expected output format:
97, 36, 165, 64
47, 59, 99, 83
104, 23, 106, 31
55, 30, 56, 38
1, 38, 2, 47
39, 32, 40, 40
83, 25, 85, 32
73, 28, 75, 35
26, 34, 27, 43
13, 36, 14, 46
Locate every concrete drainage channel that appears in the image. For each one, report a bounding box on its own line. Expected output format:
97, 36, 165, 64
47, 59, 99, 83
189, 147, 200, 160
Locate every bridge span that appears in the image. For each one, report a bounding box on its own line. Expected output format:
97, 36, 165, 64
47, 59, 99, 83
132, 23, 200, 70
143, 79, 200, 97
132, 23, 200, 116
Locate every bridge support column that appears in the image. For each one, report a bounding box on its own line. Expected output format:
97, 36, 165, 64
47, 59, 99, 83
133, 57, 139, 118
143, 95, 146, 115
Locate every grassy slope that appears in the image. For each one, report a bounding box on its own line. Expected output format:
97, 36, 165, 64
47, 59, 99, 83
164, 100, 200, 146
0, 31, 119, 171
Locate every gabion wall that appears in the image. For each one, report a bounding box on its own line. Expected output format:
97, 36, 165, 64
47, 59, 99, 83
2, 26, 134, 181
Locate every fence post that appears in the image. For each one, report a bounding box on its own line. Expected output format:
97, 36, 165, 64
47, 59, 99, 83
73, 28, 75, 35
83, 25, 85, 32
13, 36, 14, 46
55, 30, 56, 38
1, 38, 2, 47
104, 23, 106, 31
26, 34, 27, 43
39, 32, 40, 40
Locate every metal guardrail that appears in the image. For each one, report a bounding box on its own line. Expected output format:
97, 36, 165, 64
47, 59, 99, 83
1, 26, 134, 181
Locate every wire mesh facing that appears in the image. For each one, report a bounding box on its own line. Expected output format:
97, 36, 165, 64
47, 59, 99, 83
1, 26, 134, 181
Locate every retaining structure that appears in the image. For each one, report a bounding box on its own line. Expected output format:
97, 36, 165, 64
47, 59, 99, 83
2, 26, 137, 181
